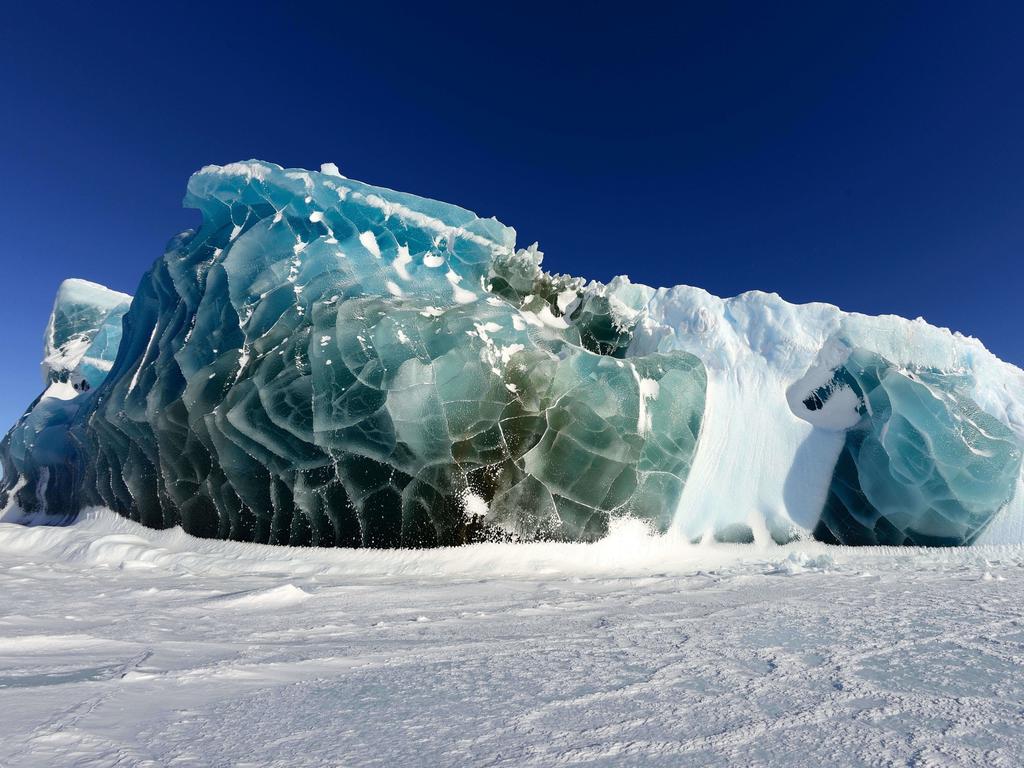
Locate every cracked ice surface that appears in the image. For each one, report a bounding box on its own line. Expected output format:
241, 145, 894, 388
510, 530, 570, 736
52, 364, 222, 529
0, 511, 1023, 767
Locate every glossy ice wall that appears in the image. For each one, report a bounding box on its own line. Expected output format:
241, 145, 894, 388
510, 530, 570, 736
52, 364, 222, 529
2, 279, 131, 515
2, 162, 705, 546
809, 351, 1021, 546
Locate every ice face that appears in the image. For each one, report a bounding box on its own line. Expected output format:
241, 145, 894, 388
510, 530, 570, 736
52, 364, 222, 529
2, 160, 1022, 547
2, 279, 131, 515
42, 278, 132, 393
801, 350, 1021, 545
1, 162, 705, 545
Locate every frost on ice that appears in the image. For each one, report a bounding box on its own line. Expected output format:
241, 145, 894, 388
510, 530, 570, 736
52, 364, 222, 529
2, 160, 1022, 547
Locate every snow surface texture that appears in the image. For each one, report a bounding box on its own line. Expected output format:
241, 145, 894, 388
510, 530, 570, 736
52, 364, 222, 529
1, 160, 1022, 546
0, 509, 1022, 767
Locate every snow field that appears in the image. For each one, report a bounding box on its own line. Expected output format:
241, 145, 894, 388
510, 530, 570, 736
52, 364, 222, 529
0, 510, 1022, 766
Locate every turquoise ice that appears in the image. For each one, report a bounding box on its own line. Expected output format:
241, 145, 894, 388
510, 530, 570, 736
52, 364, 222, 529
42, 278, 131, 393
2, 279, 130, 513
1, 162, 705, 546
807, 350, 1021, 545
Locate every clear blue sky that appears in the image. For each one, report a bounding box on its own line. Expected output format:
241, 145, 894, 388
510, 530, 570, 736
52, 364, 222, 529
1, 2, 1022, 431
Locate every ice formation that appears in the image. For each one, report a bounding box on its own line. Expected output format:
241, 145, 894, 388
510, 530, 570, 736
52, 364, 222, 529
2, 161, 1022, 547
2, 279, 131, 518
42, 278, 132, 393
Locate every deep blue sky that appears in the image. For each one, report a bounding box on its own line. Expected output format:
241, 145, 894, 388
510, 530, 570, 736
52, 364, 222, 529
1, 2, 1022, 430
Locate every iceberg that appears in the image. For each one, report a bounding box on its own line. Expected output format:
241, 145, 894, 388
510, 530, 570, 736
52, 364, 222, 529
2, 161, 1021, 547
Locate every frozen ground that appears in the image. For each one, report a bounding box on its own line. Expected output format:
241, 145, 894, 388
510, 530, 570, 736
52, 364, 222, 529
0, 510, 1022, 767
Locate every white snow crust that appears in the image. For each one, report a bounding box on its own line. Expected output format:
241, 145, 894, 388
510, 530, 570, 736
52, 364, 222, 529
0, 509, 1022, 767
